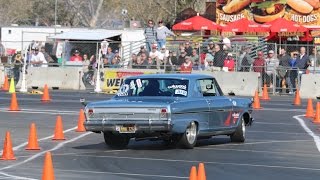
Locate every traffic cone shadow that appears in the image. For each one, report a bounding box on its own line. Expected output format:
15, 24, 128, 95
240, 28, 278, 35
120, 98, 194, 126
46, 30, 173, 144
0, 131, 16, 160
8, 77, 15, 93
52, 115, 65, 140
293, 90, 301, 106
313, 102, 320, 124
25, 123, 41, 150
253, 90, 262, 110
305, 99, 314, 118
41, 84, 51, 102
2, 75, 9, 91
189, 166, 197, 180
76, 109, 86, 132
42, 152, 55, 180
8, 92, 20, 111
197, 163, 206, 180
260, 84, 270, 101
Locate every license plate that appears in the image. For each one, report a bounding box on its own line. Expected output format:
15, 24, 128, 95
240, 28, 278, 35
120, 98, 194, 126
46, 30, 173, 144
116, 125, 136, 133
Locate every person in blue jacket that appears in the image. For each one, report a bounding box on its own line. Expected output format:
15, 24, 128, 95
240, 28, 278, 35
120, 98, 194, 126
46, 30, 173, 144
287, 53, 298, 94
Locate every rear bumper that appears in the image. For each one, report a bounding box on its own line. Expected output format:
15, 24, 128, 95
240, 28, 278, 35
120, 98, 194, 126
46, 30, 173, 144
84, 120, 172, 133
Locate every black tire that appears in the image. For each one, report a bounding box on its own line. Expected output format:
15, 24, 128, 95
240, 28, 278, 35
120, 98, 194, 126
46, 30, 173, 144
103, 132, 130, 149
178, 122, 198, 149
230, 117, 245, 143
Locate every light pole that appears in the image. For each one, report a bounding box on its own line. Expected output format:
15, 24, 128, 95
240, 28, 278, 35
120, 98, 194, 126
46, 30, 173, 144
54, 0, 58, 35
94, 40, 108, 93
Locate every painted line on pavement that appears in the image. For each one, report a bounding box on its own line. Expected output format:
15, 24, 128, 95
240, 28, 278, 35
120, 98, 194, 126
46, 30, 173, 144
0, 132, 92, 171
248, 130, 307, 135
0, 172, 37, 180
260, 108, 305, 112
254, 122, 301, 126
0, 126, 78, 155
208, 139, 312, 147
45, 154, 320, 172
293, 115, 320, 152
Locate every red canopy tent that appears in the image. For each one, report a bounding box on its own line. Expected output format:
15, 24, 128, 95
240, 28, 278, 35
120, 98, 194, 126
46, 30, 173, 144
264, 18, 309, 42
222, 18, 269, 33
172, 14, 221, 31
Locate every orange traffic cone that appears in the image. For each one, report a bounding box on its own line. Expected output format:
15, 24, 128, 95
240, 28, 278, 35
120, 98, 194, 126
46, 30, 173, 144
189, 166, 197, 180
52, 115, 65, 140
293, 90, 301, 106
197, 163, 206, 180
25, 123, 41, 150
2, 75, 9, 91
42, 152, 55, 180
76, 109, 86, 132
0, 131, 16, 160
253, 91, 262, 109
260, 84, 270, 101
305, 99, 314, 118
313, 102, 320, 124
41, 84, 51, 102
8, 92, 20, 111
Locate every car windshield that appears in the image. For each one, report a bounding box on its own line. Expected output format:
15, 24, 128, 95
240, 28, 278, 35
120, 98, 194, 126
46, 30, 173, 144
115, 78, 189, 97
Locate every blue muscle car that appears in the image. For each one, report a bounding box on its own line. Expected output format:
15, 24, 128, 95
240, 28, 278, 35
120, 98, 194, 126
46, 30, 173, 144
84, 74, 253, 149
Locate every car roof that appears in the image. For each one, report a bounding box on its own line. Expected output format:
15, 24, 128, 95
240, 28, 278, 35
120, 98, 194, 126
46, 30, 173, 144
126, 73, 214, 80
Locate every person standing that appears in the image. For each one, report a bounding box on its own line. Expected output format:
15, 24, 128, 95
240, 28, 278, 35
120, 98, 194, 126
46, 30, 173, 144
144, 19, 157, 52
156, 20, 175, 49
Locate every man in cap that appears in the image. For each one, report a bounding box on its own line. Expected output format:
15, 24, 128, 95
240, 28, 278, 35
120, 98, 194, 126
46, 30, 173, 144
30, 47, 48, 67
180, 56, 192, 73
137, 45, 148, 57
265, 50, 279, 89
223, 52, 235, 71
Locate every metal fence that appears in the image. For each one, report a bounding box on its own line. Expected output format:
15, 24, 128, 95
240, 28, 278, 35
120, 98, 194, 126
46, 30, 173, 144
0, 39, 319, 95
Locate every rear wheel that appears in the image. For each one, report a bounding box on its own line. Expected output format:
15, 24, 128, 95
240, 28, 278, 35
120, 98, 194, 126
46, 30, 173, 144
179, 121, 198, 149
230, 117, 245, 143
103, 132, 130, 149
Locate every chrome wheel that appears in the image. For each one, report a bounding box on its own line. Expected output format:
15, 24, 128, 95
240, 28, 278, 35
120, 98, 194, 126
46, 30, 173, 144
179, 121, 198, 149
241, 119, 246, 139
186, 122, 197, 145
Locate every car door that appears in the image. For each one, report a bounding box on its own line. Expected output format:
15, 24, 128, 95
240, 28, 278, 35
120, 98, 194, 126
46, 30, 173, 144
197, 78, 233, 130
196, 79, 221, 130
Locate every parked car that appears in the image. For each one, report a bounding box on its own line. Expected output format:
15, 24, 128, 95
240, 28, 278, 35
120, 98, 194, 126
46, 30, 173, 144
83, 74, 254, 149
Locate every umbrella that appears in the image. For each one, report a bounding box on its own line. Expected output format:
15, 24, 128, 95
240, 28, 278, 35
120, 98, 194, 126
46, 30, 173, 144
264, 18, 308, 33
172, 14, 221, 31
222, 18, 269, 33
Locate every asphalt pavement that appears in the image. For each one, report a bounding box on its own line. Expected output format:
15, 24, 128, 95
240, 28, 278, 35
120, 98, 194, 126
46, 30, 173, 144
0, 91, 320, 180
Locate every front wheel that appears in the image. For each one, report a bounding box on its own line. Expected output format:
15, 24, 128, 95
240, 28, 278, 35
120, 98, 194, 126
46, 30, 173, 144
103, 132, 130, 149
179, 121, 198, 149
230, 117, 245, 143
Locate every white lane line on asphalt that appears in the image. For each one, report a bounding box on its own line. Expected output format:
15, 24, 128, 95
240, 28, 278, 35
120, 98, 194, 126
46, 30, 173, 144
44, 154, 320, 172
15, 150, 128, 158
248, 130, 307, 135
197, 139, 312, 147
260, 108, 305, 112
0, 108, 77, 115
0, 172, 37, 180
0, 132, 92, 171
0, 126, 77, 155
254, 122, 301, 126
195, 147, 320, 157
294, 115, 320, 152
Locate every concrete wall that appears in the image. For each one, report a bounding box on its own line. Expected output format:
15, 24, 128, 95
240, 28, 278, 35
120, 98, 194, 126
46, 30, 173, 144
300, 74, 320, 99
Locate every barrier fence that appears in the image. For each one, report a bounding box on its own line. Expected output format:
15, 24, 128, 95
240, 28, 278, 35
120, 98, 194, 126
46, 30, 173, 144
0, 39, 319, 97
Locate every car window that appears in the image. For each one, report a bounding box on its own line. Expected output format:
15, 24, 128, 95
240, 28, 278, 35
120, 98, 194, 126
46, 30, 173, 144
196, 78, 220, 97
116, 78, 189, 97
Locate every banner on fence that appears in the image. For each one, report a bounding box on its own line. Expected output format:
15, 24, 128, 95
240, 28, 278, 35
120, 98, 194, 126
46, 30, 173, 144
216, 0, 320, 25
103, 69, 155, 91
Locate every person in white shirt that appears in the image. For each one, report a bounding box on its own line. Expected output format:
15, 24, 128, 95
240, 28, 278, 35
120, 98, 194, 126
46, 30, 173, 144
30, 47, 48, 67
149, 44, 162, 69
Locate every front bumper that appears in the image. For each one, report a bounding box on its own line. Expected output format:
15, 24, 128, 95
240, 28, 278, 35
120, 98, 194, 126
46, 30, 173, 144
84, 120, 172, 133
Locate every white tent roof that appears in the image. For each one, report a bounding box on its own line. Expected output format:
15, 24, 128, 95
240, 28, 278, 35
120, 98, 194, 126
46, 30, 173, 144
49, 31, 122, 40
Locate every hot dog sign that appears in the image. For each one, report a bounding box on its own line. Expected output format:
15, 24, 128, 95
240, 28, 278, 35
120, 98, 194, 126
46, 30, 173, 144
216, 0, 320, 25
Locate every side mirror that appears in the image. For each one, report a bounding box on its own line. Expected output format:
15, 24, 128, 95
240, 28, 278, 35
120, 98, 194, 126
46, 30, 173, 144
228, 92, 235, 96
80, 98, 87, 106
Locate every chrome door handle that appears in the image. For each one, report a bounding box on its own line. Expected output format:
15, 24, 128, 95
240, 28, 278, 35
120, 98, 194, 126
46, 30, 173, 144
216, 109, 226, 112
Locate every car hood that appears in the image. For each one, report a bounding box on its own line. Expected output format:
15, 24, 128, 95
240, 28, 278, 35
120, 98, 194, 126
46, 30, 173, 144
86, 97, 178, 108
